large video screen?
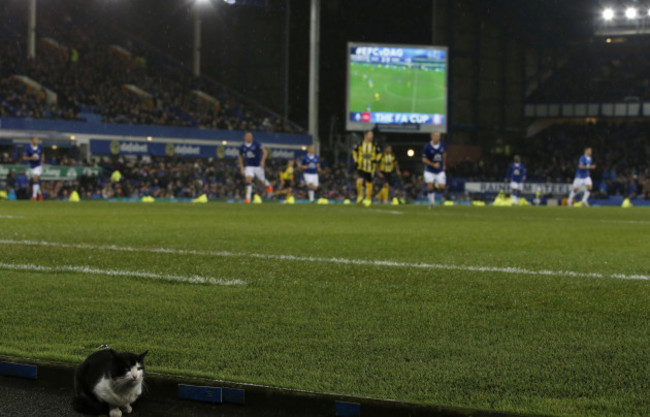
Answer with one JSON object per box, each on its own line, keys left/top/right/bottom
{"left": 346, "top": 42, "right": 448, "bottom": 133}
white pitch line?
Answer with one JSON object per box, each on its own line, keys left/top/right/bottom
{"left": 598, "top": 219, "right": 650, "bottom": 225}
{"left": 0, "top": 239, "right": 648, "bottom": 281}
{"left": 548, "top": 217, "right": 650, "bottom": 226}
{"left": 367, "top": 209, "right": 404, "bottom": 215}
{"left": 0, "top": 261, "right": 245, "bottom": 286}
{"left": 0, "top": 215, "right": 24, "bottom": 219}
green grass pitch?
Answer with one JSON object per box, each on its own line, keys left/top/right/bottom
{"left": 348, "top": 62, "right": 446, "bottom": 114}
{"left": 0, "top": 202, "right": 648, "bottom": 416}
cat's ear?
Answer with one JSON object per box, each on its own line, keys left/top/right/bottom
{"left": 138, "top": 350, "right": 149, "bottom": 360}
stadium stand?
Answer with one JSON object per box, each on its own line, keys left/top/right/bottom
{"left": 0, "top": 6, "right": 301, "bottom": 133}
{"left": 0, "top": 2, "right": 310, "bottom": 201}
{"left": 527, "top": 42, "right": 650, "bottom": 103}
{"left": 1, "top": 4, "right": 648, "bottom": 204}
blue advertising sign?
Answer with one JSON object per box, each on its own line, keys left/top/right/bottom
{"left": 349, "top": 112, "right": 444, "bottom": 126}
{"left": 89, "top": 140, "right": 302, "bottom": 160}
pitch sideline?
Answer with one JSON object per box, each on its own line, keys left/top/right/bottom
{"left": 0, "top": 261, "right": 245, "bottom": 286}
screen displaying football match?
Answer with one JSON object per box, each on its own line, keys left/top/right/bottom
{"left": 346, "top": 42, "right": 448, "bottom": 133}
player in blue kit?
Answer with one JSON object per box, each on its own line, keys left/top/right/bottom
{"left": 299, "top": 145, "right": 321, "bottom": 203}
{"left": 23, "top": 136, "right": 44, "bottom": 201}
{"left": 568, "top": 147, "right": 596, "bottom": 207}
{"left": 238, "top": 131, "right": 273, "bottom": 203}
{"left": 505, "top": 155, "right": 527, "bottom": 205}
{"left": 422, "top": 131, "right": 446, "bottom": 208}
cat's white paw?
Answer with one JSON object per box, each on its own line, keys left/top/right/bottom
{"left": 109, "top": 408, "right": 122, "bottom": 417}
{"left": 121, "top": 404, "right": 133, "bottom": 414}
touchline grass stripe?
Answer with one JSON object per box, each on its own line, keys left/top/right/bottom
{"left": 0, "top": 262, "right": 246, "bottom": 286}
{"left": 1, "top": 239, "right": 648, "bottom": 282}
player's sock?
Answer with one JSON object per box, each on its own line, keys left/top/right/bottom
{"left": 428, "top": 191, "right": 435, "bottom": 206}
{"left": 582, "top": 190, "right": 590, "bottom": 203}
{"left": 512, "top": 193, "right": 519, "bottom": 205}
{"left": 568, "top": 190, "right": 576, "bottom": 206}
{"left": 365, "top": 183, "right": 373, "bottom": 201}
{"left": 308, "top": 190, "right": 314, "bottom": 202}
{"left": 33, "top": 182, "right": 40, "bottom": 199}
{"left": 356, "top": 182, "right": 364, "bottom": 201}
{"left": 381, "top": 188, "right": 389, "bottom": 203}
{"left": 245, "top": 184, "right": 252, "bottom": 201}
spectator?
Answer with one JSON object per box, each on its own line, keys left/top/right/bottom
{"left": 5, "top": 169, "right": 16, "bottom": 192}
{"left": 15, "top": 169, "right": 29, "bottom": 200}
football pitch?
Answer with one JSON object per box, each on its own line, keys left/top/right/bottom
{"left": 0, "top": 202, "right": 648, "bottom": 417}
{"left": 349, "top": 62, "right": 446, "bottom": 114}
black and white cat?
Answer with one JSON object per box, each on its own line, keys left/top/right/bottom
{"left": 72, "top": 349, "right": 148, "bottom": 417}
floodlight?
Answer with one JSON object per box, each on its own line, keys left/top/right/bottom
{"left": 602, "top": 8, "right": 615, "bottom": 21}
{"left": 625, "top": 7, "right": 637, "bottom": 19}
{"left": 223, "top": 0, "right": 236, "bottom": 4}
{"left": 407, "top": 149, "right": 415, "bottom": 157}
{"left": 648, "top": 9, "right": 650, "bottom": 16}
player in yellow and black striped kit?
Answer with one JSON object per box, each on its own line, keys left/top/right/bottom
{"left": 352, "top": 129, "right": 382, "bottom": 204}
{"left": 276, "top": 159, "right": 295, "bottom": 201}
{"left": 377, "top": 145, "right": 401, "bottom": 203}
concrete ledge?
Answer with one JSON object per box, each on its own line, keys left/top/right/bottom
{"left": 0, "top": 355, "right": 548, "bottom": 417}
{"left": 0, "top": 361, "right": 38, "bottom": 379}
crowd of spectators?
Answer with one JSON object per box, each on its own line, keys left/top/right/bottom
{"left": 94, "top": 157, "right": 386, "bottom": 202}
{"left": 0, "top": 77, "right": 64, "bottom": 119}
{"left": 0, "top": 22, "right": 301, "bottom": 133}
{"left": 0, "top": 155, "right": 362, "bottom": 202}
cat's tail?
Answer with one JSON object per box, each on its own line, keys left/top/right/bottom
{"left": 71, "top": 392, "right": 108, "bottom": 415}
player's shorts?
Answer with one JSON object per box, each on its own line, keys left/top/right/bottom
{"left": 572, "top": 177, "right": 592, "bottom": 190}
{"left": 244, "top": 166, "right": 266, "bottom": 182}
{"left": 510, "top": 181, "right": 523, "bottom": 192}
{"left": 357, "top": 170, "right": 373, "bottom": 183}
{"left": 381, "top": 172, "right": 393, "bottom": 185}
{"left": 304, "top": 173, "right": 319, "bottom": 187}
{"left": 424, "top": 171, "right": 446, "bottom": 186}
{"left": 30, "top": 166, "right": 43, "bottom": 177}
